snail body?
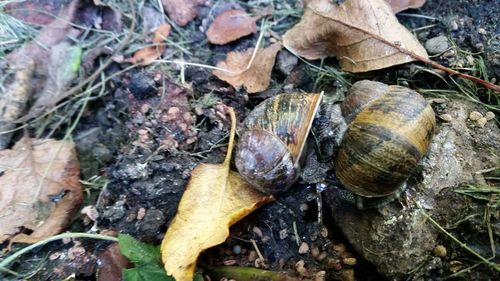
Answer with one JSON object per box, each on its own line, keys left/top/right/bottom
{"left": 235, "top": 93, "right": 323, "bottom": 194}
{"left": 235, "top": 80, "right": 435, "bottom": 205}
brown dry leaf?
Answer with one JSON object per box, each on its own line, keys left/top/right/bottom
{"left": 206, "top": 9, "right": 257, "bottom": 45}
{"left": 385, "top": 0, "right": 426, "bottom": 13}
{"left": 4, "top": 0, "right": 68, "bottom": 25}
{"left": 161, "top": 107, "right": 273, "bottom": 281}
{"left": 96, "top": 243, "right": 131, "bottom": 281}
{"left": 161, "top": 0, "right": 204, "bottom": 26}
{"left": 128, "top": 23, "right": 171, "bottom": 65}
{"left": 213, "top": 43, "right": 282, "bottom": 93}
{"left": 0, "top": 137, "right": 83, "bottom": 245}
{"left": 282, "top": 0, "right": 428, "bottom": 72}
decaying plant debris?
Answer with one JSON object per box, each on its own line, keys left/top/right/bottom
{"left": 0, "top": 0, "right": 498, "bottom": 280}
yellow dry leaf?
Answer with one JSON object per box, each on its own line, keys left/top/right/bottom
{"left": 282, "top": 0, "right": 428, "bottom": 72}
{"left": 213, "top": 43, "right": 282, "bottom": 93}
{"left": 0, "top": 137, "right": 83, "bottom": 245}
{"left": 161, "top": 107, "right": 273, "bottom": 281}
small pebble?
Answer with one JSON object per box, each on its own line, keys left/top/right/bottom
{"left": 478, "top": 28, "right": 487, "bottom": 35}
{"left": 485, "top": 111, "right": 495, "bottom": 121}
{"left": 477, "top": 117, "right": 487, "bottom": 127}
{"left": 232, "top": 245, "right": 242, "bottom": 255}
{"left": 469, "top": 111, "right": 483, "bottom": 121}
{"left": 252, "top": 226, "right": 263, "bottom": 237}
{"left": 261, "top": 235, "right": 270, "bottom": 243}
{"left": 317, "top": 252, "right": 328, "bottom": 261}
{"left": 320, "top": 227, "right": 328, "bottom": 238}
{"left": 248, "top": 250, "right": 257, "bottom": 262}
{"left": 295, "top": 260, "right": 307, "bottom": 276}
{"left": 425, "top": 35, "right": 449, "bottom": 55}
{"left": 449, "top": 260, "right": 463, "bottom": 273}
{"left": 311, "top": 247, "right": 320, "bottom": 258}
{"left": 333, "top": 243, "right": 346, "bottom": 253}
{"left": 298, "top": 242, "right": 310, "bottom": 254}
{"left": 315, "top": 271, "right": 326, "bottom": 281}
{"left": 279, "top": 229, "right": 288, "bottom": 240}
{"left": 343, "top": 257, "right": 357, "bottom": 266}
{"left": 327, "top": 258, "right": 342, "bottom": 270}
{"left": 439, "top": 114, "right": 453, "bottom": 122}
{"left": 339, "top": 269, "right": 355, "bottom": 281}
{"left": 433, "top": 245, "right": 447, "bottom": 257}
{"left": 449, "top": 19, "right": 459, "bottom": 31}
{"left": 299, "top": 203, "right": 309, "bottom": 212}
{"left": 136, "top": 208, "right": 146, "bottom": 220}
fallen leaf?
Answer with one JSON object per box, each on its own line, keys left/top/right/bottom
{"left": 0, "top": 137, "right": 83, "bottom": 245}
{"left": 206, "top": 9, "right": 257, "bottom": 45}
{"left": 4, "top": 0, "right": 111, "bottom": 121}
{"left": 4, "top": 0, "right": 68, "bottom": 25}
{"left": 385, "top": 0, "right": 426, "bottom": 13}
{"left": 0, "top": 60, "right": 34, "bottom": 149}
{"left": 161, "top": 0, "right": 204, "bottom": 26}
{"left": 128, "top": 23, "right": 171, "bottom": 65}
{"left": 97, "top": 243, "right": 131, "bottom": 281}
{"left": 161, "top": 108, "right": 273, "bottom": 281}
{"left": 213, "top": 43, "right": 282, "bottom": 93}
{"left": 7, "top": 0, "right": 81, "bottom": 81}
{"left": 27, "top": 42, "right": 82, "bottom": 117}
{"left": 282, "top": 0, "right": 428, "bottom": 72}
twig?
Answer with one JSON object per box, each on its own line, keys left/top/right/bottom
{"left": 293, "top": 220, "right": 300, "bottom": 246}
{"left": 250, "top": 239, "right": 265, "bottom": 262}
{"left": 308, "top": 7, "right": 500, "bottom": 92}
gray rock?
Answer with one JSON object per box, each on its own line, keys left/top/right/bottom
{"left": 425, "top": 35, "right": 449, "bottom": 55}
{"left": 324, "top": 99, "right": 500, "bottom": 279}
{"left": 276, "top": 50, "right": 299, "bottom": 75}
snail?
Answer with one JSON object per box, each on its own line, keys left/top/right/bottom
{"left": 333, "top": 80, "right": 436, "bottom": 207}
{"left": 235, "top": 80, "right": 436, "bottom": 206}
{"left": 234, "top": 92, "right": 323, "bottom": 194}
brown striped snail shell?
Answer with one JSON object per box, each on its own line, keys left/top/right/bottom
{"left": 234, "top": 92, "right": 323, "bottom": 194}
{"left": 334, "top": 80, "right": 436, "bottom": 198}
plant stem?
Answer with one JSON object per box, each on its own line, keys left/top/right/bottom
{"left": 0, "top": 233, "right": 118, "bottom": 273}
{"left": 422, "top": 211, "right": 500, "bottom": 272}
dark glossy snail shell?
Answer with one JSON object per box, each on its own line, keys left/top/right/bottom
{"left": 334, "top": 80, "right": 436, "bottom": 198}
{"left": 235, "top": 93, "right": 323, "bottom": 194}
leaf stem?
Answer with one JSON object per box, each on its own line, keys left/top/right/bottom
{"left": 308, "top": 7, "right": 500, "bottom": 92}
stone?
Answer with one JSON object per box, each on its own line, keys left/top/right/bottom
{"left": 324, "top": 100, "right": 500, "bottom": 279}
{"left": 468, "top": 111, "right": 483, "bottom": 121}
{"left": 425, "top": 35, "right": 449, "bottom": 55}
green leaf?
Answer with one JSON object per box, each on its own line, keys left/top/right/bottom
{"left": 124, "top": 266, "right": 174, "bottom": 281}
{"left": 118, "top": 234, "right": 202, "bottom": 281}
{"left": 118, "top": 234, "right": 161, "bottom": 266}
